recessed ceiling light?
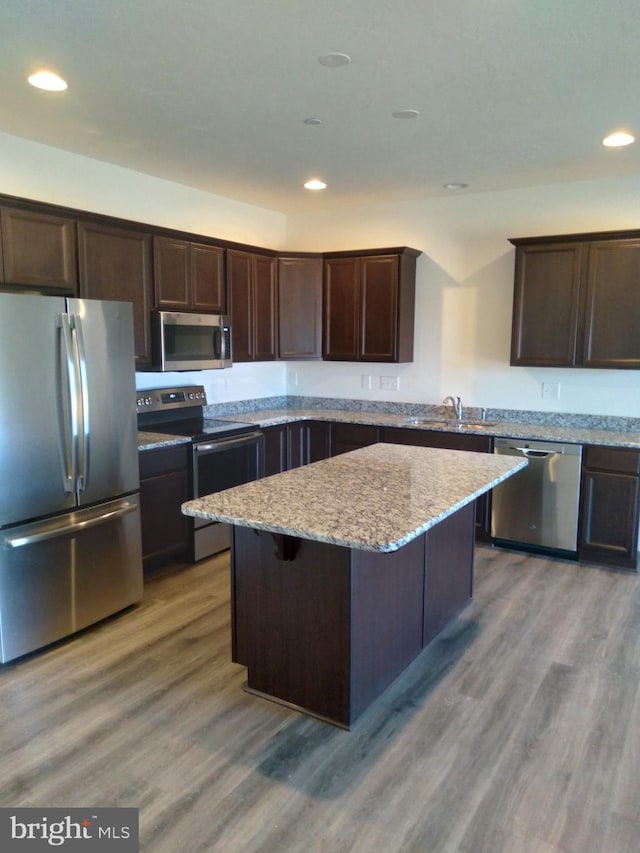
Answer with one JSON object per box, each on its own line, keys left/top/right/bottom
{"left": 304, "top": 179, "right": 327, "bottom": 191}
{"left": 318, "top": 53, "right": 351, "bottom": 68}
{"left": 602, "top": 131, "right": 635, "bottom": 147}
{"left": 27, "top": 70, "right": 68, "bottom": 91}
{"left": 392, "top": 110, "right": 420, "bottom": 119}
{"left": 303, "top": 117, "right": 323, "bottom": 125}
{"left": 444, "top": 182, "right": 468, "bottom": 191}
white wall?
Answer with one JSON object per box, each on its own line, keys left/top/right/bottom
{"left": 286, "top": 178, "right": 640, "bottom": 416}
{"left": 0, "top": 131, "right": 289, "bottom": 403}
{"left": 2, "top": 129, "right": 640, "bottom": 416}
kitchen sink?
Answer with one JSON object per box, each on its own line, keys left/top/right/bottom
{"left": 402, "top": 417, "right": 497, "bottom": 429}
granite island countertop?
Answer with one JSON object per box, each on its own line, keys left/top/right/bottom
{"left": 182, "top": 443, "right": 526, "bottom": 552}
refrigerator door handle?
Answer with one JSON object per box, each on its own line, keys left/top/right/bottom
{"left": 59, "top": 313, "right": 80, "bottom": 494}
{"left": 72, "top": 314, "right": 91, "bottom": 492}
{"left": 4, "top": 501, "right": 139, "bottom": 549}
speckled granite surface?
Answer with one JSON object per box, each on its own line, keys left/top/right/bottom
{"left": 211, "top": 407, "right": 640, "bottom": 449}
{"left": 137, "top": 431, "right": 190, "bottom": 450}
{"left": 182, "top": 443, "right": 526, "bottom": 553}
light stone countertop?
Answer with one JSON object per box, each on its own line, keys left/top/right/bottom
{"left": 137, "top": 431, "right": 191, "bottom": 451}
{"left": 182, "top": 443, "right": 526, "bottom": 553}
{"left": 216, "top": 408, "right": 640, "bottom": 449}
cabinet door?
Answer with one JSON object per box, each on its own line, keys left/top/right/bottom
{"left": 191, "top": 243, "right": 225, "bottom": 312}
{"left": 228, "top": 250, "right": 253, "bottom": 362}
{"left": 154, "top": 236, "right": 190, "bottom": 309}
{"left": 278, "top": 256, "right": 322, "bottom": 359}
{"left": 262, "top": 424, "right": 288, "bottom": 476}
{"left": 78, "top": 221, "right": 153, "bottom": 365}
{"left": 323, "top": 257, "right": 360, "bottom": 360}
{"left": 139, "top": 446, "right": 189, "bottom": 563}
{"left": 1, "top": 206, "right": 78, "bottom": 292}
{"left": 579, "top": 446, "right": 640, "bottom": 569}
{"left": 360, "top": 255, "right": 399, "bottom": 361}
{"left": 582, "top": 239, "right": 640, "bottom": 368}
{"left": 510, "top": 242, "right": 584, "bottom": 366}
{"left": 331, "top": 422, "right": 379, "bottom": 456}
{"left": 252, "top": 254, "right": 277, "bottom": 361}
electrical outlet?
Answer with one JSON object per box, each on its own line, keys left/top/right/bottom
{"left": 361, "top": 374, "right": 372, "bottom": 390}
{"left": 541, "top": 382, "right": 560, "bottom": 400}
{"left": 288, "top": 370, "right": 298, "bottom": 387}
{"left": 380, "top": 375, "right": 399, "bottom": 391}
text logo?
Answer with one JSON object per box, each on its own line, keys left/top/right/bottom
{"left": 0, "top": 808, "right": 138, "bottom": 851}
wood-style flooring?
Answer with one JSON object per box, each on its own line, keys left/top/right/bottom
{"left": 1, "top": 546, "right": 639, "bottom": 852}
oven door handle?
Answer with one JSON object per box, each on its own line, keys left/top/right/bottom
{"left": 194, "top": 431, "right": 263, "bottom": 455}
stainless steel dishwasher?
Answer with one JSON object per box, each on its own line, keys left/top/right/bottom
{"left": 491, "top": 438, "right": 582, "bottom": 556}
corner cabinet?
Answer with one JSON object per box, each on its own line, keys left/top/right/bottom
{"left": 153, "top": 236, "right": 226, "bottom": 313}
{"left": 510, "top": 231, "right": 640, "bottom": 369}
{"left": 579, "top": 446, "right": 640, "bottom": 570}
{"left": 277, "top": 255, "right": 323, "bottom": 359}
{"left": 323, "top": 247, "right": 420, "bottom": 362}
{"left": 228, "top": 249, "right": 277, "bottom": 362}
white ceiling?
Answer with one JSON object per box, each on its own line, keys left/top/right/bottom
{"left": 1, "top": 0, "right": 639, "bottom": 214}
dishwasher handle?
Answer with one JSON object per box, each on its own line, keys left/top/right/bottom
{"left": 515, "top": 447, "right": 562, "bottom": 458}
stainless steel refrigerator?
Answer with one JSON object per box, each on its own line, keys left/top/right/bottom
{"left": 0, "top": 293, "right": 143, "bottom": 663}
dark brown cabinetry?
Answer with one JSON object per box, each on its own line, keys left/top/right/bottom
{"left": 510, "top": 231, "right": 640, "bottom": 369}
{"left": 380, "top": 426, "right": 493, "bottom": 541}
{"left": 277, "top": 255, "right": 322, "bottom": 359}
{"left": 262, "top": 421, "right": 331, "bottom": 475}
{"left": 323, "top": 247, "right": 419, "bottom": 362}
{"left": 139, "top": 445, "right": 190, "bottom": 565}
{"left": 154, "top": 237, "right": 225, "bottom": 312}
{"left": 78, "top": 221, "right": 154, "bottom": 365}
{"left": 579, "top": 446, "right": 640, "bottom": 570}
{"left": 331, "top": 422, "right": 380, "bottom": 456}
{"left": 228, "top": 249, "right": 277, "bottom": 362}
{"left": 0, "top": 205, "right": 78, "bottom": 293}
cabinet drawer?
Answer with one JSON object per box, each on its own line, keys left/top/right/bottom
{"left": 583, "top": 446, "right": 640, "bottom": 474}
{"left": 139, "top": 444, "right": 189, "bottom": 478}
{"left": 332, "top": 423, "right": 379, "bottom": 446}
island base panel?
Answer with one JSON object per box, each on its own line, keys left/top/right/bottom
{"left": 424, "top": 501, "right": 475, "bottom": 645}
{"left": 231, "top": 502, "right": 476, "bottom": 728}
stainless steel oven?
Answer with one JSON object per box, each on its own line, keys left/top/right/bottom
{"left": 137, "top": 385, "right": 263, "bottom": 561}
{"left": 191, "top": 429, "right": 263, "bottom": 560}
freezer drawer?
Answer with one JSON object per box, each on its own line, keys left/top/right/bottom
{"left": 0, "top": 496, "right": 143, "bottom": 663}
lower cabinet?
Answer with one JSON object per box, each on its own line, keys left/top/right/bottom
{"left": 262, "top": 422, "right": 331, "bottom": 476}
{"left": 331, "top": 422, "right": 380, "bottom": 456}
{"left": 579, "top": 446, "right": 640, "bottom": 570}
{"left": 380, "top": 427, "right": 493, "bottom": 541}
{"left": 139, "top": 445, "right": 190, "bottom": 564}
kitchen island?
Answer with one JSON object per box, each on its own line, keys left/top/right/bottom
{"left": 182, "top": 443, "right": 526, "bottom": 727}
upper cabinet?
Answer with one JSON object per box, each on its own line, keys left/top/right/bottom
{"left": 510, "top": 231, "right": 640, "bottom": 369}
{"left": 228, "top": 249, "right": 277, "bottom": 362}
{"left": 0, "top": 204, "right": 78, "bottom": 293}
{"left": 277, "top": 255, "right": 322, "bottom": 360}
{"left": 78, "top": 220, "right": 154, "bottom": 366}
{"left": 323, "top": 247, "right": 420, "bottom": 362}
{"left": 154, "top": 236, "right": 225, "bottom": 313}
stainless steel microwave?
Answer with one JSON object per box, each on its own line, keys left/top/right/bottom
{"left": 152, "top": 311, "right": 232, "bottom": 371}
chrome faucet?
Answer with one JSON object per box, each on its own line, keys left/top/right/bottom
{"left": 443, "top": 395, "right": 463, "bottom": 421}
